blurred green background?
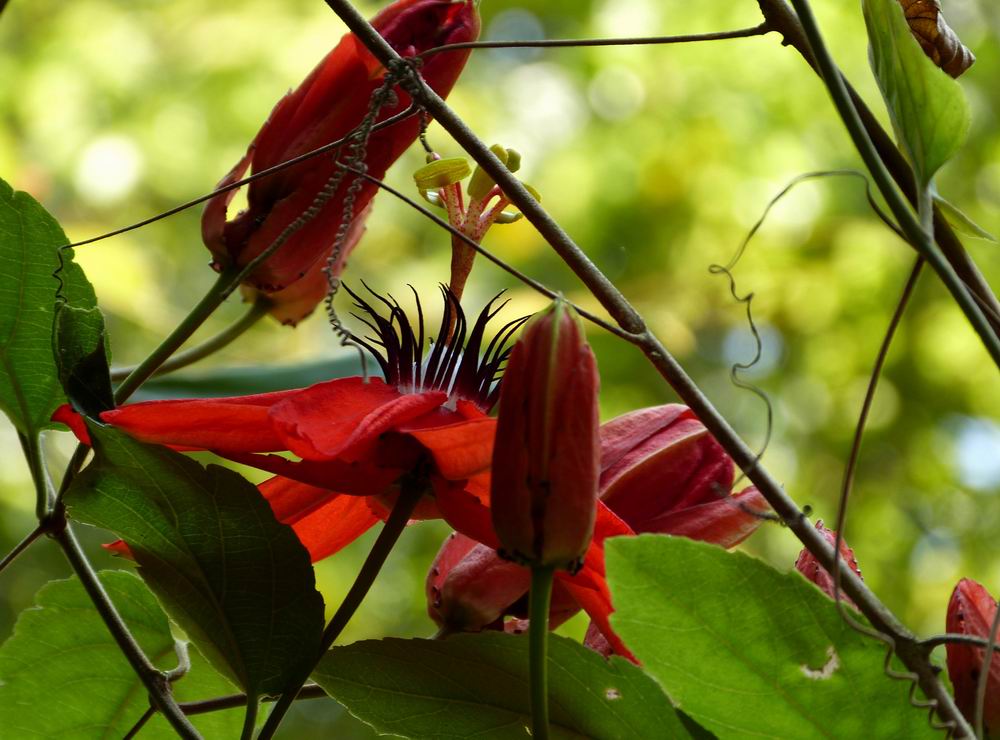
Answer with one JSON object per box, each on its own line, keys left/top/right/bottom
{"left": 1, "top": 0, "right": 998, "bottom": 736}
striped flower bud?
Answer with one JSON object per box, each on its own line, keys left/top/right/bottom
{"left": 490, "top": 300, "right": 600, "bottom": 572}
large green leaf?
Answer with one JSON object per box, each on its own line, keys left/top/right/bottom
{"left": 0, "top": 570, "right": 243, "bottom": 738}
{"left": 64, "top": 422, "right": 325, "bottom": 700}
{"left": 312, "top": 632, "right": 698, "bottom": 739}
{"left": 862, "top": 0, "right": 970, "bottom": 186}
{"left": 0, "top": 178, "right": 96, "bottom": 434}
{"left": 606, "top": 535, "right": 936, "bottom": 739}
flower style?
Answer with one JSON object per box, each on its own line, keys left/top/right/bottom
{"left": 205, "top": 0, "right": 480, "bottom": 324}
{"left": 412, "top": 146, "right": 538, "bottom": 301}
{"left": 794, "top": 520, "right": 862, "bottom": 608}
{"left": 946, "top": 578, "right": 1000, "bottom": 733}
{"left": 426, "top": 403, "right": 768, "bottom": 657}
{"left": 57, "top": 287, "right": 525, "bottom": 563}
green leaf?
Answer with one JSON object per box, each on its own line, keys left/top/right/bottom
{"left": 934, "top": 195, "right": 997, "bottom": 242}
{"left": 132, "top": 354, "right": 364, "bottom": 401}
{"left": 0, "top": 178, "right": 96, "bottom": 434}
{"left": 54, "top": 305, "right": 114, "bottom": 418}
{"left": 63, "top": 423, "right": 325, "bottom": 700}
{"left": 0, "top": 570, "right": 243, "bottom": 739}
{"left": 606, "top": 535, "right": 937, "bottom": 739}
{"left": 312, "top": 632, "right": 698, "bottom": 739}
{"left": 862, "top": 0, "right": 970, "bottom": 186}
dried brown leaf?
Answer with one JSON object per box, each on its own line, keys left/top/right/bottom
{"left": 898, "top": 0, "right": 975, "bottom": 78}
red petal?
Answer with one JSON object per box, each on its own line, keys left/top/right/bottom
{"left": 435, "top": 479, "right": 499, "bottom": 549}
{"left": 646, "top": 486, "right": 769, "bottom": 548}
{"left": 222, "top": 451, "right": 398, "bottom": 497}
{"left": 405, "top": 415, "right": 495, "bottom": 480}
{"left": 201, "top": 144, "right": 255, "bottom": 264}
{"left": 101, "top": 539, "right": 134, "bottom": 559}
{"left": 946, "top": 578, "right": 1000, "bottom": 730}
{"left": 270, "top": 377, "right": 445, "bottom": 461}
{"left": 558, "top": 561, "right": 636, "bottom": 663}
{"left": 599, "top": 404, "right": 691, "bottom": 472}
{"left": 259, "top": 476, "right": 378, "bottom": 562}
{"left": 52, "top": 405, "right": 91, "bottom": 444}
{"left": 101, "top": 389, "right": 301, "bottom": 452}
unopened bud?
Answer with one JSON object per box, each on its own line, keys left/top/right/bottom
{"left": 490, "top": 299, "right": 600, "bottom": 571}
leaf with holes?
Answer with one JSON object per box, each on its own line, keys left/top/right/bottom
{"left": 312, "top": 632, "right": 700, "bottom": 739}
{"left": 0, "top": 177, "right": 96, "bottom": 435}
{"left": 863, "top": 0, "right": 970, "bottom": 186}
{"left": 63, "top": 422, "right": 325, "bottom": 702}
{"left": 0, "top": 570, "right": 243, "bottom": 738}
{"left": 607, "top": 535, "right": 936, "bottom": 739}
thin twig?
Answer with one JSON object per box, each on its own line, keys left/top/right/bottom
{"left": 320, "top": 0, "right": 973, "bottom": 734}
{"left": 64, "top": 106, "right": 419, "bottom": 250}
{"left": 179, "top": 685, "right": 327, "bottom": 716}
{"left": 419, "top": 24, "right": 772, "bottom": 58}
{"left": 0, "top": 522, "right": 46, "bottom": 576}
{"left": 110, "top": 298, "right": 269, "bottom": 381}
{"left": 831, "top": 258, "right": 923, "bottom": 607}
{"left": 123, "top": 705, "right": 157, "bottom": 740}
{"left": 339, "top": 164, "right": 634, "bottom": 340}
{"left": 921, "top": 634, "right": 1000, "bottom": 652}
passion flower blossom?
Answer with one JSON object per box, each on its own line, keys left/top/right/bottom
{"left": 946, "top": 578, "right": 1000, "bottom": 732}
{"left": 426, "top": 403, "right": 768, "bottom": 658}
{"left": 205, "top": 0, "right": 480, "bottom": 324}
{"left": 56, "top": 287, "right": 526, "bottom": 563}
{"left": 794, "top": 520, "right": 862, "bottom": 608}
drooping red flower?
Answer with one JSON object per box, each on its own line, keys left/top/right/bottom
{"left": 946, "top": 578, "right": 1000, "bottom": 732}
{"left": 57, "top": 287, "right": 525, "bottom": 562}
{"left": 491, "top": 299, "right": 600, "bottom": 571}
{"left": 426, "top": 404, "right": 768, "bottom": 658}
{"left": 794, "top": 520, "right": 862, "bottom": 607}
{"left": 205, "top": 0, "right": 480, "bottom": 324}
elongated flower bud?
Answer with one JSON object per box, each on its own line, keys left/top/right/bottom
{"left": 203, "top": 0, "right": 480, "bottom": 322}
{"left": 794, "top": 520, "right": 862, "bottom": 607}
{"left": 490, "top": 300, "right": 600, "bottom": 572}
{"left": 946, "top": 578, "right": 1000, "bottom": 732}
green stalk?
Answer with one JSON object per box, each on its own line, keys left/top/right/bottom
{"left": 114, "top": 267, "right": 240, "bottom": 403}
{"left": 257, "top": 480, "right": 426, "bottom": 739}
{"left": 529, "top": 566, "right": 555, "bottom": 740}
{"left": 111, "top": 297, "right": 269, "bottom": 382}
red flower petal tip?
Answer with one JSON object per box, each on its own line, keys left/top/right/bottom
{"left": 946, "top": 578, "right": 1000, "bottom": 732}
{"left": 794, "top": 520, "right": 862, "bottom": 606}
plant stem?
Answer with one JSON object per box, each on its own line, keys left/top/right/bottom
{"left": 55, "top": 522, "right": 201, "bottom": 739}
{"left": 257, "top": 479, "right": 425, "bottom": 739}
{"left": 420, "top": 24, "right": 771, "bottom": 58}
{"left": 19, "top": 431, "right": 53, "bottom": 518}
{"left": 240, "top": 696, "right": 259, "bottom": 740}
{"left": 114, "top": 268, "right": 240, "bottom": 403}
{"left": 111, "top": 298, "right": 269, "bottom": 382}
{"left": 0, "top": 521, "right": 46, "bottom": 576}
{"left": 320, "top": 0, "right": 973, "bottom": 732}
{"left": 529, "top": 566, "right": 555, "bottom": 740}
{"left": 784, "top": 0, "right": 1000, "bottom": 371}
{"left": 180, "top": 685, "right": 327, "bottom": 716}
{"left": 123, "top": 706, "right": 157, "bottom": 740}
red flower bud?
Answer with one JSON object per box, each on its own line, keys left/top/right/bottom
{"left": 203, "top": 0, "right": 480, "bottom": 321}
{"left": 946, "top": 578, "right": 1000, "bottom": 732}
{"left": 490, "top": 300, "right": 600, "bottom": 571}
{"left": 794, "top": 520, "right": 862, "bottom": 606}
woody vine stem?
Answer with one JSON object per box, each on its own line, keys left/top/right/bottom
{"left": 321, "top": 0, "right": 982, "bottom": 734}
